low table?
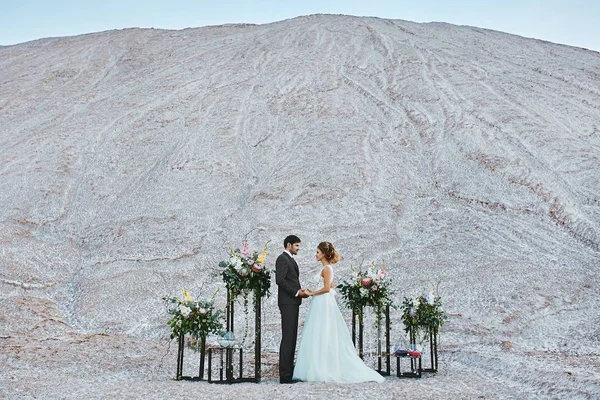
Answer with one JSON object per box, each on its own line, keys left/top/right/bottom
{"left": 396, "top": 354, "right": 422, "bottom": 378}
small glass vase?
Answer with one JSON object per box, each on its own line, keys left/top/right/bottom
{"left": 217, "top": 331, "right": 237, "bottom": 348}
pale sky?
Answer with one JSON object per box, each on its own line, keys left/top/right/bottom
{"left": 0, "top": 0, "right": 599, "bottom": 52}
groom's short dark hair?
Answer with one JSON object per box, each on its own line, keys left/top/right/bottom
{"left": 284, "top": 235, "right": 301, "bottom": 248}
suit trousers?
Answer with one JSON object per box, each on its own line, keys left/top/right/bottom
{"left": 279, "top": 304, "right": 300, "bottom": 380}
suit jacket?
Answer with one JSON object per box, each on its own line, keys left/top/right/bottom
{"left": 275, "top": 252, "right": 302, "bottom": 306}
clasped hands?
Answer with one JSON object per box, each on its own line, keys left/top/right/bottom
{"left": 298, "top": 289, "right": 313, "bottom": 298}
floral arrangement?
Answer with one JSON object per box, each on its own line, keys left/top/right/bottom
{"left": 400, "top": 284, "right": 447, "bottom": 340}
{"left": 219, "top": 240, "right": 271, "bottom": 301}
{"left": 337, "top": 262, "right": 395, "bottom": 322}
{"left": 163, "top": 288, "right": 223, "bottom": 339}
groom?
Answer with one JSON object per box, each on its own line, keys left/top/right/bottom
{"left": 275, "top": 235, "right": 308, "bottom": 384}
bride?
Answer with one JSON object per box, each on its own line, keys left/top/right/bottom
{"left": 292, "top": 242, "right": 385, "bottom": 383}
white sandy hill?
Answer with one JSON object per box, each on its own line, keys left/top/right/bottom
{"left": 0, "top": 14, "right": 599, "bottom": 399}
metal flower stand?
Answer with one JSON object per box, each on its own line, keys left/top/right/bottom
{"left": 351, "top": 304, "right": 391, "bottom": 376}
{"left": 175, "top": 334, "right": 207, "bottom": 381}
{"left": 409, "top": 325, "right": 439, "bottom": 373}
{"left": 422, "top": 326, "right": 438, "bottom": 373}
{"left": 207, "top": 347, "right": 243, "bottom": 383}
{"left": 208, "top": 287, "right": 262, "bottom": 383}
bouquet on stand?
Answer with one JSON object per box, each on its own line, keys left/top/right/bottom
{"left": 219, "top": 241, "right": 271, "bottom": 301}
{"left": 164, "top": 288, "right": 223, "bottom": 340}
{"left": 219, "top": 240, "right": 271, "bottom": 346}
{"left": 337, "top": 262, "right": 395, "bottom": 324}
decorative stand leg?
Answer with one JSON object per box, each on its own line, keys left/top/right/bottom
{"left": 434, "top": 328, "right": 438, "bottom": 371}
{"left": 198, "top": 335, "right": 206, "bottom": 380}
{"left": 385, "top": 305, "right": 391, "bottom": 375}
{"left": 226, "top": 288, "right": 234, "bottom": 334}
{"left": 352, "top": 309, "right": 356, "bottom": 347}
{"left": 254, "top": 287, "right": 262, "bottom": 382}
{"left": 225, "top": 287, "right": 234, "bottom": 382}
{"left": 176, "top": 334, "right": 184, "bottom": 380}
{"left": 409, "top": 326, "right": 417, "bottom": 353}
{"left": 208, "top": 349, "right": 212, "bottom": 381}
{"left": 240, "top": 346, "right": 243, "bottom": 379}
{"left": 359, "top": 306, "right": 364, "bottom": 359}
{"left": 351, "top": 307, "right": 364, "bottom": 359}
{"left": 376, "top": 305, "right": 391, "bottom": 376}
{"left": 220, "top": 348, "right": 224, "bottom": 381}
{"left": 422, "top": 327, "right": 438, "bottom": 373}
{"left": 377, "top": 316, "right": 381, "bottom": 371}
{"left": 226, "top": 348, "right": 233, "bottom": 381}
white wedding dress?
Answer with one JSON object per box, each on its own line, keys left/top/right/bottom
{"left": 292, "top": 266, "right": 385, "bottom": 383}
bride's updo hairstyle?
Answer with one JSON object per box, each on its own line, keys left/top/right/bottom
{"left": 318, "top": 242, "right": 341, "bottom": 264}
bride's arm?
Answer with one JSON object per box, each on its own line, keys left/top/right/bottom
{"left": 307, "top": 266, "right": 333, "bottom": 296}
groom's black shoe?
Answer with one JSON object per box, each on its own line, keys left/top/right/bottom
{"left": 280, "top": 378, "right": 299, "bottom": 384}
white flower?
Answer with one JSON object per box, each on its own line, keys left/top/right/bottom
{"left": 179, "top": 305, "right": 191, "bottom": 317}
{"left": 360, "top": 287, "right": 368, "bottom": 297}
{"left": 410, "top": 294, "right": 418, "bottom": 305}
{"left": 428, "top": 293, "right": 435, "bottom": 305}
{"left": 409, "top": 307, "right": 417, "bottom": 317}
{"left": 230, "top": 256, "right": 243, "bottom": 271}
{"left": 198, "top": 307, "right": 207, "bottom": 315}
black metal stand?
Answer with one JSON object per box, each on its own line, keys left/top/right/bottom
{"left": 352, "top": 304, "right": 391, "bottom": 376}
{"left": 175, "top": 334, "right": 207, "bottom": 381}
{"left": 208, "top": 347, "right": 252, "bottom": 383}
{"left": 409, "top": 325, "right": 438, "bottom": 373}
{"left": 208, "top": 286, "right": 262, "bottom": 384}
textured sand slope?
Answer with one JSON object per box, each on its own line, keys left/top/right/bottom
{"left": 1, "top": 14, "right": 599, "bottom": 398}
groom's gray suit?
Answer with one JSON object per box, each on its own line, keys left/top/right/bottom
{"left": 276, "top": 251, "right": 302, "bottom": 382}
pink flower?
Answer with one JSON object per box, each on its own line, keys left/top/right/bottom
{"left": 241, "top": 242, "right": 251, "bottom": 258}
{"left": 361, "top": 277, "right": 372, "bottom": 287}
{"left": 252, "top": 264, "right": 263, "bottom": 272}
{"left": 371, "top": 285, "right": 378, "bottom": 291}
{"left": 377, "top": 270, "right": 385, "bottom": 279}
{"left": 247, "top": 259, "right": 255, "bottom": 265}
